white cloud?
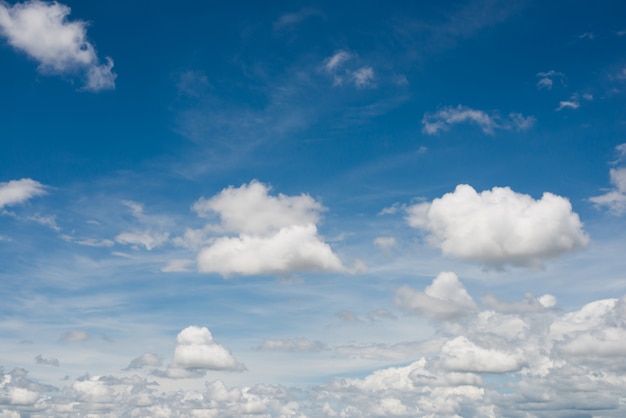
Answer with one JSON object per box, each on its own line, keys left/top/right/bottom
{"left": 323, "top": 50, "right": 352, "bottom": 72}
{"left": 439, "top": 336, "right": 526, "bottom": 373}
{"left": 406, "top": 184, "right": 589, "bottom": 268}
{"left": 374, "top": 236, "right": 397, "bottom": 251}
{"left": 0, "top": 0, "right": 116, "bottom": 91}
{"left": 273, "top": 8, "right": 322, "bottom": 30}
{"left": 193, "top": 180, "right": 323, "bottom": 236}
{"left": 0, "top": 178, "right": 46, "bottom": 209}
{"left": 556, "top": 100, "right": 580, "bottom": 111}
{"left": 194, "top": 181, "right": 345, "bottom": 277}
{"left": 166, "top": 326, "right": 244, "bottom": 377}
{"left": 258, "top": 338, "right": 326, "bottom": 352}
{"left": 115, "top": 230, "right": 169, "bottom": 250}
{"left": 421, "top": 105, "right": 534, "bottom": 135}
{"left": 536, "top": 70, "right": 564, "bottom": 90}
{"left": 351, "top": 66, "right": 375, "bottom": 89}
{"left": 124, "top": 353, "right": 163, "bottom": 370}
{"left": 161, "top": 258, "right": 194, "bottom": 272}
{"left": 590, "top": 167, "right": 626, "bottom": 215}
{"left": 395, "top": 272, "right": 477, "bottom": 320}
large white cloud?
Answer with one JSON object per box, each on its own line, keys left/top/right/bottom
{"left": 166, "top": 326, "right": 243, "bottom": 378}
{"left": 422, "top": 105, "right": 535, "bottom": 135}
{"left": 0, "top": 0, "right": 115, "bottom": 91}
{"left": 194, "top": 181, "right": 345, "bottom": 276}
{"left": 0, "top": 178, "right": 46, "bottom": 209}
{"left": 406, "top": 184, "right": 589, "bottom": 268}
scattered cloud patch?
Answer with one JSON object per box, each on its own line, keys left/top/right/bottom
{"left": 115, "top": 230, "right": 169, "bottom": 251}
{"left": 194, "top": 180, "right": 345, "bottom": 277}
{"left": 579, "top": 32, "right": 596, "bottom": 40}
{"left": 395, "top": 272, "right": 477, "bottom": 320}
{"left": 536, "top": 70, "right": 564, "bottom": 90}
{"left": 165, "top": 326, "right": 244, "bottom": 378}
{"left": 422, "top": 105, "right": 535, "bottom": 135}
{"left": 351, "top": 66, "right": 375, "bottom": 89}
{"left": 0, "top": 0, "right": 116, "bottom": 91}
{"left": 124, "top": 353, "right": 163, "bottom": 371}
{"left": 322, "top": 50, "right": 376, "bottom": 89}
{"left": 406, "top": 184, "right": 589, "bottom": 268}
{"left": 0, "top": 178, "right": 46, "bottom": 209}
{"left": 34, "top": 355, "right": 59, "bottom": 367}
{"left": 556, "top": 99, "right": 580, "bottom": 111}
{"left": 257, "top": 338, "right": 326, "bottom": 352}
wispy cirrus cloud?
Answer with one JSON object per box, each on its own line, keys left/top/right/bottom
{"left": 0, "top": 0, "right": 116, "bottom": 91}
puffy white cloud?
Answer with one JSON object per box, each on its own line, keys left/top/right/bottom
{"left": 0, "top": 178, "right": 46, "bottom": 209}
{"left": 193, "top": 180, "right": 323, "bottom": 236}
{"left": 0, "top": 0, "right": 116, "bottom": 91}
{"left": 166, "top": 326, "right": 243, "bottom": 377}
{"left": 395, "top": 272, "right": 477, "bottom": 320}
{"left": 198, "top": 224, "right": 345, "bottom": 276}
{"left": 406, "top": 184, "right": 589, "bottom": 268}
{"left": 590, "top": 167, "right": 626, "bottom": 215}
{"left": 421, "top": 105, "right": 535, "bottom": 135}
{"left": 439, "top": 336, "right": 526, "bottom": 373}
{"left": 194, "top": 181, "right": 345, "bottom": 277}
{"left": 258, "top": 338, "right": 326, "bottom": 352}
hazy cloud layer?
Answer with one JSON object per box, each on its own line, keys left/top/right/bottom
{"left": 406, "top": 184, "right": 589, "bottom": 268}
{"left": 0, "top": 0, "right": 116, "bottom": 91}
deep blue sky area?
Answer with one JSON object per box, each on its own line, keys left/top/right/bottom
{"left": 1, "top": 1, "right": 626, "bottom": 416}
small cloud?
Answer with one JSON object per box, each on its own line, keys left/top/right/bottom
{"left": 556, "top": 100, "right": 580, "bottom": 111}
{"left": 257, "top": 338, "right": 326, "bottom": 352}
{"left": 161, "top": 258, "right": 194, "bottom": 272}
{"left": 367, "top": 309, "right": 397, "bottom": 321}
{"left": 75, "top": 238, "right": 115, "bottom": 247}
{"left": 323, "top": 50, "right": 352, "bottom": 73}
{"left": 351, "top": 66, "right": 375, "bottom": 89}
{"left": 164, "top": 326, "right": 244, "bottom": 378}
{"left": 35, "top": 355, "right": 59, "bottom": 367}
{"left": 273, "top": 8, "right": 323, "bottom": 30}
{"left": 395, "top": 272, "right": 477, "bottom": 320}
{"left": 590, "top": 167, "right": 626, "bottom": 215}
{"left": 0, "top": 178, "right": 47, "bottom": 209}
{"left": 422, "top": 105, "right": 534, "bottom": 135}
{"left": 536, "top": 70, "right": 564, "bottom": 90}
{"left": 374, "top": 236, "right": 397, "bottom": 252}
{"left": 115, "top": 231, "right": 169, "bottom": 251}
{"left": 60, "top": 330, "right": 89, "bottom": 342}
{"left": 392, "top": 73, "right": 409, "bottom": 86}
{"left": 124, "top": 353, "right": 163, "bottom": 371}
{"left": 579, "top": 32, "right": 596, "bottom": 40}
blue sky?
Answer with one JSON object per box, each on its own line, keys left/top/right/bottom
{"left": 2, "top": 0, "right": 626, "bottom": 416}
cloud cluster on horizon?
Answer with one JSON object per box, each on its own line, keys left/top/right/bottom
{"left": 3, "top": 274, "right": 626, "bottom": 416}
{"left": 0, "top": 0, "right": 116, "bottom": 91}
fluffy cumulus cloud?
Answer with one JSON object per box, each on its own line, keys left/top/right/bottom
{"left": 0, "top": 178, "right": 46, "bottom": 209}
{"left": 406, "top": 184, "right": 589, "bottom": 268}
{"left": 194, "top": 180, "right": 345, "bottom": 276}
{"left": 395, "top": 272, "right": 477, "bottom": 320}
{"left": 0, "top": 0, "right": 116, "bottom": 91}
{"left": 422, "top": 105, "right": 535, "bottom": 135}
{"left": 164, "top": 326, "right": 244, "bottom": 378}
